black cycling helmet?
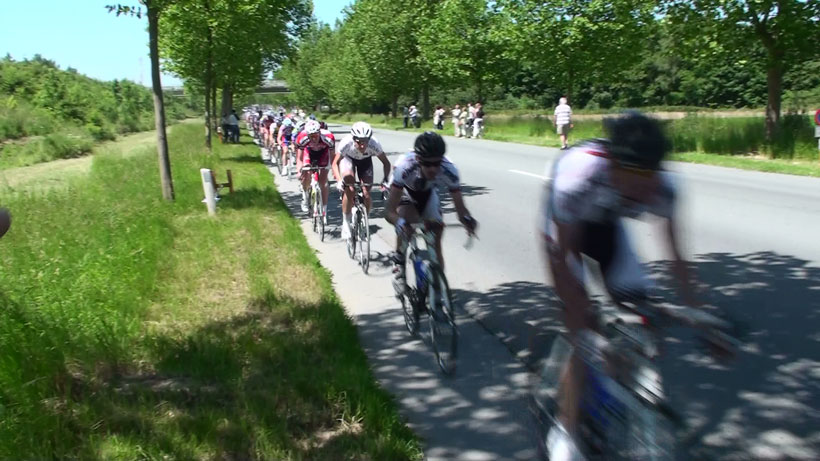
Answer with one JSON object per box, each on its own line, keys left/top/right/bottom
{"left": 603, "top": 111, "right": 669, "bottom": 170}
{"left": 414, "top": 131, "right": 446, "bottom": 158}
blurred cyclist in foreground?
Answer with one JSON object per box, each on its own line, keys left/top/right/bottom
{"left": 540, "top": 111, "right": 698, "bottom": 456}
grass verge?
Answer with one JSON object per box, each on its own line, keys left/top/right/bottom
{"left": 0, "top": 123, "right": 421, "bottom": 459}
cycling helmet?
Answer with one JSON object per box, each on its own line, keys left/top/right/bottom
{"left": 308, "top": 114, "right": 317, "bottom": 120}
{"left": 305, "top": 120, "right": 321, "bottom": 134}
{"left": 603, "top": 111, "right": 669, "bottom": 171}
{"left": 282, "top": 118, "right": 293, "bottom": 127}
{"left": 414, "top": 131, "right": 446, "bottom": 158}
{"left": 350, "top": 121, "right": 373, "bottom": 139}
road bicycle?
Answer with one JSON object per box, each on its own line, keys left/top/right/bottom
{"left": 396, "top": 223, "right": 472, "bottom": 375}
{"left": 339, "top": 182, "right": 387, "bottom": 274}
{"left": 530, "top": 297, "right": 739, "bottom": 460}
{"left": 301, "top": 165, "right": 327, "bottom": 242}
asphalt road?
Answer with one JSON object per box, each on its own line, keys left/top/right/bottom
{"left": 263, "top": 124, "right": 820, "bottom": 460}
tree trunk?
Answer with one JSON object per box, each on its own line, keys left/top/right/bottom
{"left": 220, "top": 83, "right": 233, "bottom": 118}
{"left": 204, "top": 79, "right": 212, "bottom": 149}
{"left": 147, "top": 7, "right": 174, "bottom": 201}
{"left": 765, "top": 59, "right": 783, "bottom": 142}
{"left": 391, "top": 93, "right": 398, "bottom": 119}
{"left": 211, "top": 82, "right": 218, "bottom": 143}
{"left": 422, "top": 83, "right": 430, "bottom": 120}
{"left": 567, "top": 64, "right": 574, "bottom": 105}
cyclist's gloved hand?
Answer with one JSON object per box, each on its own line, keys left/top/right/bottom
{"left": 395, "top": 217, "right": 410, "bottom": 237}
{"left": 460, "top": 215, "right": 478, "bottom": 235}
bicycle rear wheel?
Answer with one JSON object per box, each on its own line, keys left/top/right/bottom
{"left": 428, "top": 266, "right": 457, "bottom": 375}
{"left": 358, "top": 206, "right": 370, "bottom": 273}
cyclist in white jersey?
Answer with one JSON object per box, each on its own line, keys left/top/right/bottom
{"left": 331, "top": 121, "right": 391, "bottom": 240}
{"left": 540, "top": 111, "right": 699, "bottom": 455}
{"left": 385, "top": 132, "right": 477, "bottom": 294}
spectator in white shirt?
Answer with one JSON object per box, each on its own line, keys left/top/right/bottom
{"left": 554, "top": 97, "right": 573, "bottom": 150}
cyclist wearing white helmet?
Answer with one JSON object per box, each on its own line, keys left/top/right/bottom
{"left": 295, "top": 119, "right": 335, "bottom": 213}
{"left": 332, "top": 122, "right": 391, "bottom": 240}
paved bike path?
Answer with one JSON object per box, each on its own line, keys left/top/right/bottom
{"left": 260, "top": 147, "right": 538, "bottom": 460}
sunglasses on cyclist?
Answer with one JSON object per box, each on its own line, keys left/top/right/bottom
{"left": 418, "top": 158, "right": 443, "bottom": 168}
{"left": 353, "top": 136, "right": 369, "bottom": 144}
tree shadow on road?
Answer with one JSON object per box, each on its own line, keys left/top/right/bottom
{"left": 452, "top": 251, "right": 820, "bottom": 459}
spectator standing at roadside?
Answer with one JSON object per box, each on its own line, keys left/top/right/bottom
{"left": 451, "top": 104, "right": 463, "bottom": 137}
{"left": 554, "top": 97, "right": 573, "bottom": 149}
{"left": 228, "top": 109, "right": 240, "bottom": 143}
{"left": 466, "top": 103, "right": 475, "bottom": 134}
{"left": 409, "top": 105, "right": 420, "bottom": 128}
{"left": 433, "top": 105, "right": 446, "bottom": 130}
{"left": 402, "top": 105, "right": 409, "bottom": 128}
{"left": 458, "top": 104, "right": 468, "bottom": 137}
{"left": 472, "top": 103, "right": 485, "bottom": 138}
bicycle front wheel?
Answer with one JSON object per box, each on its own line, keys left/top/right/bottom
{"left": 317, "top": 188, "right": 325, "bottom": 242}
{"left": 346, "top": 212, "right": 356, "bottom": 259}
{"left": 358, "top": 206, "right": 370, "bottom": 273}
{"left": 428, "top": 265, "right": 457, "bottom": 375}
{"left": 311, "top": 188, "right": 318, "bottom": 233}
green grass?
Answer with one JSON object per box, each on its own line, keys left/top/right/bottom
{"left": 326, "top": 112, "right": 819, "bottom": 176}
{"left": 671, "top": 151, "right": 820, "bottom": 177}
{"left": 0, "top": 123, "right": 421, "bottom": 459}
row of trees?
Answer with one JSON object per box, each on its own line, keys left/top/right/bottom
{"left": 280, "top": 0, "right": 819, "bottom": 141}
{"left": 107, "top": 0, "right": 311, "bottom": 199}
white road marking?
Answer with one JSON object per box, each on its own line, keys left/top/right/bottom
{"left": 509, "top": 169, "right": 548, "bottom": 180}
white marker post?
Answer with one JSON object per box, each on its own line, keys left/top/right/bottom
{"left": 200, "top": 168, "right": 217, "bottom": 216}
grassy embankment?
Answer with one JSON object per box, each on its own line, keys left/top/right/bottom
{"left": 0, "top": 123, "right": 421, "bottom": 460}
{"left": 325, "top": 111, "right": 820, "bottom": 177}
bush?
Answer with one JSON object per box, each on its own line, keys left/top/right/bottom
{"left": 0, "top": 131, "right": 94, "bottom": 168}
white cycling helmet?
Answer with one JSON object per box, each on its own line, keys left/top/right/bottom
{"left": 305, "top": 120, "right": 321, "bottom": 134}
{"left": 282, "top": 118, "right": 293, "bottom": 127}
{"left": 350, "top": 121, "right": 373, "bottom": 139}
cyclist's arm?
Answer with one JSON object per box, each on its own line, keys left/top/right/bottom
{"left": 663, "top": 215, "right": 698, "bottom": 306}
{"left": 546, "top": 221, "right": 592, "bottom": 335}
{"left": 331, "top": 151, "right": 343, "bottom": 184}
{"left": 384, "top": 183, "right": 403, "bottom": 226}
{"left": 376, "top": 152, "right": 391, "bottom": 184}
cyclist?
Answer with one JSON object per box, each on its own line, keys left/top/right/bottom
{"left": 385, "top": 131, "right": 477, "bottom": 295}
{"left": 277, "top": 117, "right": 295, "bottom": 175}
{"left": 331, "top": 122, "right": 391, "bottom": 241}
{"left": 540, "top": 111, "right": 698, "bottom": 455}
{"left": 295, "top": 119, "right": 335, "bottom": 214}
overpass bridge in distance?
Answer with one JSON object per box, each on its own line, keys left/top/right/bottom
{"left": 163, "top": 79, "right": 290, "bottom": 96}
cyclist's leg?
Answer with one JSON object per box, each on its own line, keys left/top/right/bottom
{"left": 393, "top": 201, "right": 422, "bottom": 292}
{"left": 339, "top": 157, "right": 356, "bottom": 215}
{"left": 357, "top": 157, "right": 375, "bottom": 213}
{"left": 598, "top": 220, "right": 652, "bottom": 304}
{"left": 420, "top": 188, "right": 445, "bottom": 270}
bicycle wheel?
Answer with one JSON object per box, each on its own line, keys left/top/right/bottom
{"left": 428, "top": 265, "right": 457, "bottom": 375}
{"left": 346, "top": 210, "right": 356, "bottom": 259}
{"left": 358, "top": 205, "right": 370, "bottom": 273}
{"left": 317, "top": 187, "right": 325, "bottom": 242}
{"left": 311, "top": 188, "right": 318, "bottom": 233}
{"left": 400, "top": 252, "right": 420, "bottom": 336}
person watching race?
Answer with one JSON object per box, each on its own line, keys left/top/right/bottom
{"left": 385, "top": 131, "right": 477, "bottom": 295}
{"left": 539, "top": 111, "right": 699, "bottom": 454}
{"left": 331, "top": 122, "right": 391, "bottom": 241}
{"left": 295, "top": 119, "right": 335, "bottom": 214}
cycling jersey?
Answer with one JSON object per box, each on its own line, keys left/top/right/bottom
{"left": 296, "top": 129, "right": 335, "bottom": 167}
{"left": 391, "top": 153, "right": 460, "bottom": 212}
{"left": 336, "top": 134, "right": 384, "bottom": 160}
{"left": 543, "top": 140, "right": 675, "bottom": 235}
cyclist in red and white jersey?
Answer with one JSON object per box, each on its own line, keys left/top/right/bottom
{"left": 295, "top": 120, "right": 335, "bottom": 213}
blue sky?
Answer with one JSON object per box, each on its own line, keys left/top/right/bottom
{"left": 0, "top": 0, "right": 350, "bottom": 87}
